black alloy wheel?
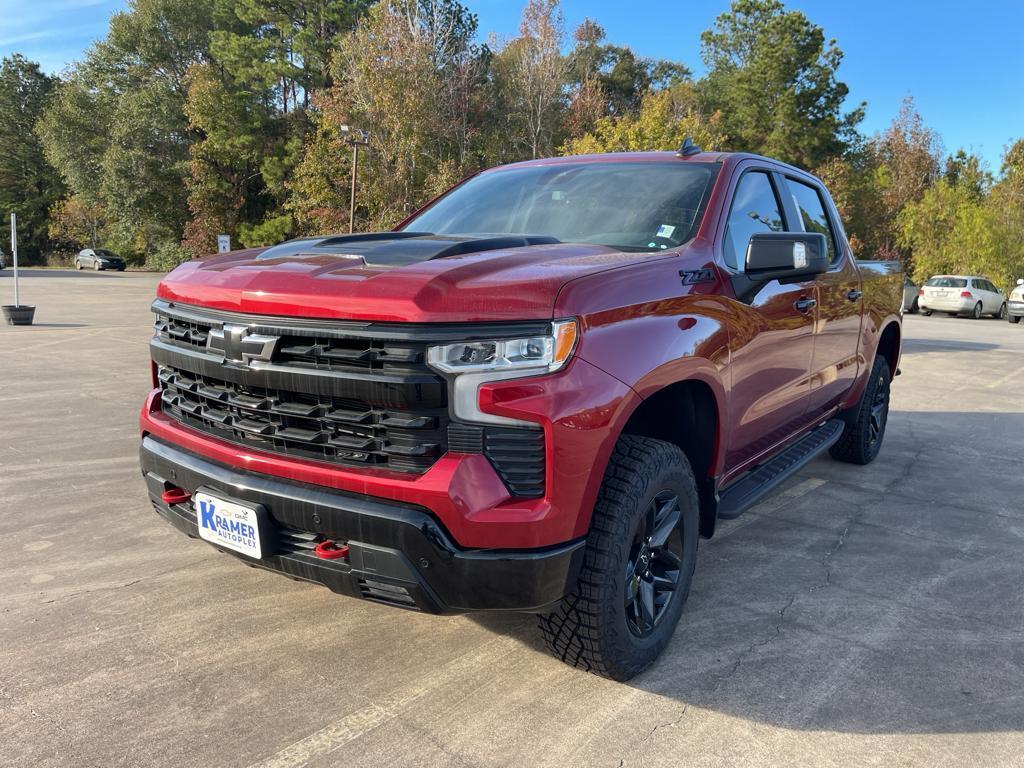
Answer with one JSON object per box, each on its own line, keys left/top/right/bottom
{"left": 624, "top": 491, "right": 684, "bottom": 638}
{"left": 867, "top": 369, "right": 890, "bottom": 450}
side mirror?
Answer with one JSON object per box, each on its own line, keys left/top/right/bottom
{"left": 745, "top": 232, "right": 829, "bottom": 282}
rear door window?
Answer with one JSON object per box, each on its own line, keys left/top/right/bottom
{"left": 723, "top": 171, "right": 784, "bottom": 270}
{"left": 925, "top": 277, "right": 967, "bottom": 288}
{"left": 786, "top": 178, "right": 837, "bottom": 263}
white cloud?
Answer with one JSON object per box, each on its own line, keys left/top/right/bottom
{"left": 0, "top": 30, "right": 53, "bottom": 48}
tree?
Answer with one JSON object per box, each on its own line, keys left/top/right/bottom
{"left": 492, "top": 0, "right": 569, "bottom": 159}
{"left": 289, "top": 0, "right": 490, "bottom": 234}
{"left": 698, "top": 0, "right": 863, "bottom": 169}
{"left": 985, "top": 139, "right": 1024, "bottom": 288}
{"left": 0, "top": 55, "right": 64, "bottom": 261}
{"left": 48, "top": 196, "right": 106, "bottom": 251}
{"left": 567, "top": 20, "right": 690, "bottom": 120}
{"left": 184, "top": 0, "right": 371, "bottom": 253}
{"left": 562, "top": 84, "right": 727, "bottom": 155}
{"left": 898, "top": 141, "right": 1024, "bottom": 289}
{"left": 38, "top": 0, "right": 215, "bottom": 257}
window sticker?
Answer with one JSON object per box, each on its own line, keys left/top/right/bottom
{"left": 656, "top": 224, "right": 676, "bottom": 239}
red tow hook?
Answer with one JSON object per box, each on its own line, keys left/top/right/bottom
{"left": 161, "top": 487, "right": 192, "bottom": 505}
{"left": 314, "top": 540, "right": 350, "bottom": 560}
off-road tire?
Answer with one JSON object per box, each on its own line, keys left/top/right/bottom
{"left": 830, "top": 355, "right": 891, "bottom": 465}
{"left": 538, "top": 435, "right": 699, "bottom": 681}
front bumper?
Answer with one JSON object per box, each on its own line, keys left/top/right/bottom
{"left": 1008, "top": 300, "right": 1024, "bottom": 318}
{"left": 141, "top": 436, "right": 585, "bottom": 613}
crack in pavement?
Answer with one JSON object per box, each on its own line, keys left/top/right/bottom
{"left": 615, "top": 704, "right": 690, "bottom": 767}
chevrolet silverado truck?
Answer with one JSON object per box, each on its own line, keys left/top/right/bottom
{"left": 140, "top": 148, "right": 902, "bottom": 680}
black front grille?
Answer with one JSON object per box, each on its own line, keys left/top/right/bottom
{"left": 150, "top": 300, "right": 548, "bottom": 494}
{"left": 154, "top": 313, "right": 431, "bottom": 377}
{"left": 152, "top": 303, "right": 450, "bottom": 473}
{"left": 158, "top": 363, "right": 447, "bottom": 472}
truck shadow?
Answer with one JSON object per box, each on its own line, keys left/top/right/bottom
{"left": 470, "top": 410, "right": 1024, "bottom": 734}
{"left": 901, "top": 338, "right": 1001, "bottom": 353}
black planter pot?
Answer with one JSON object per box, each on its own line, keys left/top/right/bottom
{"left": 2, "top": 305, "right": 35, "bottom": 325}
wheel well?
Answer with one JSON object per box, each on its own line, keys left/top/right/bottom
{"left": 620, "top": 380, "right": 719, "bottom": 538}
{"left": 877, "top": 321, "right": 900, "bottom": 377}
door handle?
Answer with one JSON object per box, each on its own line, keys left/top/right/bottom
{"left": 794, "top": 297, "right": 817, "bottom": 313}
{"left": 847, "top": 289, "right": 863, "bottom": 302}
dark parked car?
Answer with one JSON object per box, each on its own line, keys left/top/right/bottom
{"left": 75, "top": 248, "right": 126, "bottom": 271}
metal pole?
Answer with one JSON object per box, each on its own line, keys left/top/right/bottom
{"left": 349, "top": 142, "right": 358, "bottom": 234}
{"left": 10, "top": 213, "right": 18, "bottom": 307}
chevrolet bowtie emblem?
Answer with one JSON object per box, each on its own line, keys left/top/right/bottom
{"left": 207, "top": 324, "right": 279, "bottom": 367}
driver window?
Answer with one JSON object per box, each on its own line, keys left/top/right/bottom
{"left": 723, "top": 171, "right": 784, "bottom": 270}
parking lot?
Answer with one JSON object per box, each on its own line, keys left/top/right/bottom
{"left": 2, "top": 269, "right": 1023, "bottom": 767}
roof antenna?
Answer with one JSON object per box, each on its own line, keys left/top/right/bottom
{"left": 676, "top": 136, "right": 701, "bottom": 158}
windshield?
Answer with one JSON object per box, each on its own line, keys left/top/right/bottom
{"left": 403, "top": 161, "right": 719, "bottom": 251}
{"left": 96, "top": 250, "right": 120, "bottom": 259}
{"left": 925, "top": 277, "right": 967, "bottom": 288}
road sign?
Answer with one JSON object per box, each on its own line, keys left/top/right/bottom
{"left": 217, "top": 235, "right": 231, "bottom": 253}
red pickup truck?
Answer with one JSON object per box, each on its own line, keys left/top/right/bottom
{"left": 140, "top": 148, "right": 902, "bottom": 680}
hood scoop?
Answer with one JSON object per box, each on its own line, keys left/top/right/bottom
{"left": 256, "top": 232, "right": 561, "bottom": 268}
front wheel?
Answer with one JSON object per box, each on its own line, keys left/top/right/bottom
{"left": 830, "top": 355, "right": 891, "bottom": 465}
{"left": 75, "top": 261, "right": 83, "bottom": 270}
{"left": 997, "top": 303, "right": 1007, "bottom": 320}
{"left": 538, "top": 435, "right": 699, "bottom": 681}
{"left": 1010, "top": 314, "right": 1022, "bottom": 324}
{"left": 93, "top": 261, "right": 101, "bottom": 271}
{"left": 923, "top": 309, "right": 933, "bottom": 316}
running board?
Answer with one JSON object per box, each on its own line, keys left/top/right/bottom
{"left": 717, "top": 419, "right": 845, "bottom": 520}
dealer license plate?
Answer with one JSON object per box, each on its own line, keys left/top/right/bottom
{"left": 194, "top": 491, "right": 263, "bottom": 559}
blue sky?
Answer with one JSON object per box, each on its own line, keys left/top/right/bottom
{"left": 3, "top": 0, "right": 1022, "bottom": 171}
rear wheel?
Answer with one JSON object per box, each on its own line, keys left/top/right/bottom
{"left": 971, "top": 302, "right": 983, "bottom": 319}
{"left": 923, "top": 309, "right": 933, "bottom": 316}
{"left": 538, "top": 435, "right": 699, "bottom": 681}
{"left": 75, "top": 260, "right": 82, "bottom": 270}
{"left": 908, "top": 297, "right": 919, "bottom": 314}
{"left": 830, "top": 355, "right": 891, "bottom": 465}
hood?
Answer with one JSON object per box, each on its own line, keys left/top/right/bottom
{"left": 157, "top": 233, "right": 665, "bottom": 322}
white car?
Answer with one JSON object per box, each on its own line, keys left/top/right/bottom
{"left": 1008, "top": 279, "right": 1024, "bottom": 324}
{"left": 918, "top": 275, "right": 1007, "bottom": 320}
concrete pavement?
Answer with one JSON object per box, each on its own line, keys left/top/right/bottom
{"left": 1, "top": 269, "right": 1023, "bottom": 767}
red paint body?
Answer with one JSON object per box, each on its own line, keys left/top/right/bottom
{"left": 140, "top": 152, "right": 902, "bottom": 550}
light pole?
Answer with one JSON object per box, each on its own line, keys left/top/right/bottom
{"left": 340, "top": 124, "right": 371, "bottom": 234}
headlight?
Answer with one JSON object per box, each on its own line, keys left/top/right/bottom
{"left": 427, "top": 319, "right": 577, "bottom": 374}
{"left": 427, "top": 319, "right": 578, "bottom": 426}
